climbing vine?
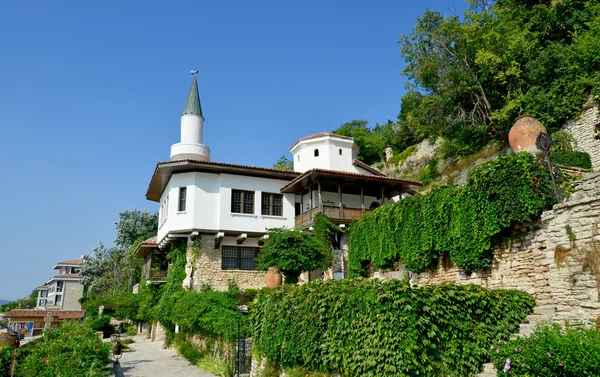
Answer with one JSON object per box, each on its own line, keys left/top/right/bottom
{"left": 349, "top": 153, "right": 556, "bottom": 276}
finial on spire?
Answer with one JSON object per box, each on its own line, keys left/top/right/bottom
{"left": 190, "top": 70, "right": 198, "bottom": 75}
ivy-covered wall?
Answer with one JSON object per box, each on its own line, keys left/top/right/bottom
{"left": 349, "top": 153, "right": 556, "bottom": 276}
{"left": 374, "top": 172, "right": 600, "bottom": 327}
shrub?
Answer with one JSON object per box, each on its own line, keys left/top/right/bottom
{"left": 18, "top": 322, "right": 111, "bottom": 377}
{"left": 551, "top": 150, "right": 592, "bottom": 169}
{"left": 491, "top": 323, "right": 600, "bottom": 376}
{"left": 250, "top": 279, "right": 535, "bottom": 377}
{"left": 0, "top": 346, "right": 27, "bottom": 377}
{"left": 85, "top": 314, "right": 115, "bottom": 338}
{"left": 387, "top": 145, "right": 418, "bottom": 166}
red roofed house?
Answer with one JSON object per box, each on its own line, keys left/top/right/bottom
{"left": 5, "top": 309, "right": 85, "bottom": 337}
{"left": 136, "top": 74, "right": 421, "bottom": 292}
{"left": 35, "top": 259, "right": 84, "bottom": 311}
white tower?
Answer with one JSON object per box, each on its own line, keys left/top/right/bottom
{"left": 170, "top": 73, "right": 211, "bottom": 162}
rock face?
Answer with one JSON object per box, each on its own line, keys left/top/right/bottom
{"left": 508, "top": 115, "right": 547, "bottom": 155}
{"left": 561, "top": 104, "right": 600, "bottom": 171}
{"left": 376, "top": 171, "right": 600, "bottom": 326}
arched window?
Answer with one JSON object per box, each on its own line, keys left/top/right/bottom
{"left": 314, "top": 149, "right": 319, "bottom": 157}
{"left": 339, "top": 148, "right": 342, "bottom": 155}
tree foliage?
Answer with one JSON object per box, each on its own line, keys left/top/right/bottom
{"left": 273, "top": 155, "right": 293, "bottom": 171}
{"left": 399, "top": 0, "right": 600, "bottom": 157}
{"left": 80, "top": 209, "right": 158, "bottom": 298}
{"left": 332, "top": 119, "right": 418, "bottom": 165}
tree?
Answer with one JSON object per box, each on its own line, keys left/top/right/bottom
{"left": 0, "top": 290, "right": 38, "bottom": 312}
{"left": 273, "top": 155, "right": 293, "bottom": 170}
{"left": 81, "top": 209, "right": 158, "bottom": 298}
{"left": 398, "top": 0, "right": 600, "bottom": 157}
{"left": 256, "top": 228, "right": 332, "bottom": 284}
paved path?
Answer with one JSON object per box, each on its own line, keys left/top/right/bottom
{"left": 112, "top": 335, "right": 217, "bottom": 377}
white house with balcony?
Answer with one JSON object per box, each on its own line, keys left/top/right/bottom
{"left": 138, "top": 74, "right": 420, "bottom": 291}
{"left": 35, "top": 259, "right": 84, "bottom": 310}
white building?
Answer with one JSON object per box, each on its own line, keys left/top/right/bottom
{"left": 35, "top": 259, "right": 84, "bottom": 311}
{"left": 138, "top": 74, "right": 420, "bottom": 290}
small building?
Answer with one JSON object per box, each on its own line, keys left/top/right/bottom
{"left": 138, "top": 74, "right": 420, "bottom": 291}
{"left": 5, "top": 309, "right": 85, "bottom": 336}
{"left": 35, "top": 259, "right": 84, "bottom": 310}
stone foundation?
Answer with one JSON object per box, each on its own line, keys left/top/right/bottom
{"left": 375, "top": 172, "right": 600, "bottom": 325}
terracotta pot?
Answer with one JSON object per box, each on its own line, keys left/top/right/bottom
{"left": 265, "top": 266, "right": 283, "bottom": 288}
{"left": 508, "top": 115, "right": 547, "bottom": 156}
{"left": 0, "top": 333, "right": 19, "bottom": 348}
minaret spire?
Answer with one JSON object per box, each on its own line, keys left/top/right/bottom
{"left": 170, "top": 71, "right": 210, "bottom": 162}
{"left": 183, "top": 71, "right": 203, "bottom": 117}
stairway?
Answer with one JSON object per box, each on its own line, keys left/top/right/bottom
{"left": 476, "top": 305, "right": 555, "bottom": 377}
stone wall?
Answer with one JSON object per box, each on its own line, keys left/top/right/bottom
{"left": 376, "top": 172, "right": 600, "bottom": 325}
{"left": 188, "top": 236, "right": 266, "bottom": 291}
{"left": 561, "top": 104, "right": 600, "bottom": 171}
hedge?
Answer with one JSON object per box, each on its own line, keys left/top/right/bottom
{"left": 250, "top": 279, "right": 535, "bottom": 377}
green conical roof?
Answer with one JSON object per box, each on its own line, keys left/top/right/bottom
{"left": 183, "top": 76, "right": 203, "bottom": 116}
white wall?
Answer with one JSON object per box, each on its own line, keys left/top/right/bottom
{"left": 291, "top": 137, "right": 360, "bottom": 173}
{"left": 219, "top": 174, "right": 295, "bottom": 232}
{"left": 158, "top": 172, "right": 296, "bottom": 242}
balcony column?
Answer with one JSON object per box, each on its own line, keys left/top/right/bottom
{"left": 338, "top": 184, "right": 343, "bottom": 218}
{"left": 381, "top": 188, "right": 385, "bottom": 205}
{"left": 309, "top": 187, "right": 313, "bottom": 210}
{"left": 318, "top": 180, "right": 323, "bottom": 212}
{"left": 361, "top": 186, "right": 365, "bottom": 215}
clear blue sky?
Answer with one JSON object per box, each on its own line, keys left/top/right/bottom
{"left": 0, "top": 0, "right": 468, "bottom": 301}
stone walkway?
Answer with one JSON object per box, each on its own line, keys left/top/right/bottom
{"left": 111, "top": 335, "right": 217, "bottom": 377}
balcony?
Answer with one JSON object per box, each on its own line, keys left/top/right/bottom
{"left": 295, "top": 205, "right": 372, "bottom": 227}
{"left": 148, "top": 269, "right": 169, "bottom": 282}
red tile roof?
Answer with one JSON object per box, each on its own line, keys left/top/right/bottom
{"left": 56, "top": 259, "right": 82, "bottom": 266}
{"left": 6, "top": 309, "right": 85, "bottom": 319}
{"left": 289, "top": 132, "right": 356, "bottom": 150}
{"left": 141, "top": 236, "right": 158, "bottom": 245}
{"left": 53, "top": 274, "right": 83, "bottom": 279}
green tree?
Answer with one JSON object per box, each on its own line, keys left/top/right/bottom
{"left": 273, "top": 155, "right": 293, "bottom": 170}
{"left": 256, "top": 228, "right": 332, "bottom": 284}
{"left": 399, "top": 0, "right": 600, "bottom": 157}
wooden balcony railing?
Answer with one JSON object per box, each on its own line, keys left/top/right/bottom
{"left": 295, "top": 205, "right": 371, "bottom": 227}
{"left": 148, "top": 269, "right": 169, "bottom": 281}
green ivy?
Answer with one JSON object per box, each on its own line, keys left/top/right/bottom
{"left": 250, "top": 279, "right": 535, "bottom": 377}
{"left": 550, "top": 150, "right": 592, "bottom": 170}
{"left": 349, "top": 153, "right": 556, "bottom": 276}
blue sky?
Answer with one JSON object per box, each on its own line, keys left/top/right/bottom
{"left": 0, "top": 0, "right": 468, "bottom": 300}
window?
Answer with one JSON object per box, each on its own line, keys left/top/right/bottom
{"left": 297, "top": 155, "right": 300, "bottom": 161}
{"left": 231, "top": 189, "right": 255, "bottom": 214}
{"left": 55, "top": 295, "right": 62, "bottom": 305}
{"left": 221, "top": 246, "right": 258, "bottom": 270}
{"left": 314, "top": 149, "right": 319, "bottom": 157}
{"left": 178, "top": 187, "right": 187, "bottom": 212}
{"left": 160, "top": 195, "right": 169, "bottom": 224}
{"left": 339, "top": 148, "right": 342, "bottom": 155}
{"left": 262, "top": 192, "right": 283, "bottom": 216}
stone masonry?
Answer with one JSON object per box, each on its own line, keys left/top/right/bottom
{"left": 561, "top": 103, "right": 600, "bottom": 171}
{"left": 377, "top": 172, "right": 600, "bottom": 326}
{"left": 187, "top": 236, "right": 265, "bottom": 291}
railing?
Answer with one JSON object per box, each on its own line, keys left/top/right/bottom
{"left": 295, "top": 205, "right": 371, "bottom": 227}
{"left": 148, "top": 269, "right": 169, "bottom": 281}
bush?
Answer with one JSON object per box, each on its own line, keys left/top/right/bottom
{"left": 85, "top": 314, "right": 115, "bottom": 338}
{"left": 250, "top": 279, "right": 535, "bottom": 377}
{"left": 551, "top": 150, "right": 592, "bottom": 169}
{"left": 18, "top": 322, "right": 111, "bottom": 377}
{"left": 491, "top": 323, "right": 600, "bottom": 376}
{"left": 0, "top": 346, "right": 27, "bottom": 377}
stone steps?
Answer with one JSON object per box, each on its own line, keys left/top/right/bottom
{"left": 477, "top": 362, "right": 496, "bottom": 377}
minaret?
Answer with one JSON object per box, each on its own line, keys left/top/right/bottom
{"left": 170, "top": 72, "right": 211, "bottom": 162}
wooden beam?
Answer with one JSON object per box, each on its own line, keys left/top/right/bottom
{"left": 214, "top": 232, "right": 224, "bottom": 249}
{"left": 237, "top": 233, "right": 248, "bottom": 245}
{"left": 309, "top": 187, "right": 313, "bottom": 210}
{"left": 381, "top": 188, "right": 385, "bottom": 205}
{"left": 318, "top": 180, "right": 323, "bottom": 211}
